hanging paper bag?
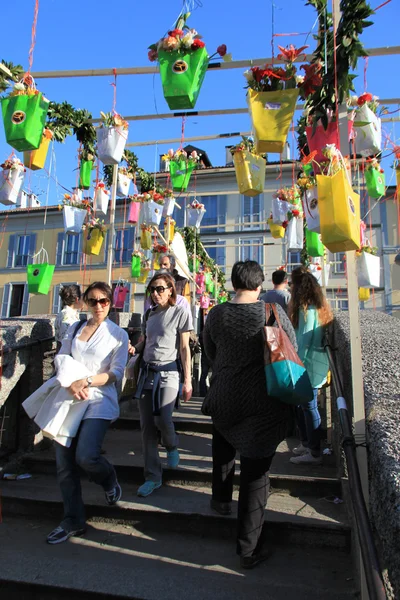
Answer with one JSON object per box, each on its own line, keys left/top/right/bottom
{"left": 158, "top": 47, "right": 209, "bottom": 110}
{"left": 0, "top": 165, "right": 25, "bottom": 206}
{"left": 358, "top": 287, "right": 370, "bottom": 301}
{"left": 142, "top": 200, "right": 163, "bottom": 227}
{"left": 113, "top": 285, "right": 129, "bottom": 309}
{"left": 306, "top": 120, "right": 353, "bottom": 164}
{"left": 170, "top": 160, "right": 195, "bottom": 192}
{"left": 189, "top": 256, "right": 200, "bottom": 272}
{"left": 317, "top": 169, "right": 361, "bottom": 253}
{"left": 207, "top": 280, "right": 215, "bottom": 295}
{"left": 247, "top": 88, "right": 299, "bottom": 154}
{"left": 271, "top": 198, "right": 289, "bottom": 224}
{"left": 26, "top": 248, "right": 55, "bottom": 295}
{"left": 165, "top": 217, "right": 175, "bottom": 242}
{"left": 117, "top": 173, "right": 130, "bottom": 197}
{"left": 233, "top": 151, "right": 266, "bottom": 197}
{"left": 357, "top": 252, "right": 380, "bottom": 288}
{"left": 195, "top": 273, "right": 205, "bottom": 295}
{"left": 365, "top": 169, "right": 385, "bottom": 198}
{"left": 140, "top": 227, "right": 152, "bottom": 250}
{"left": 218, "top": 293, "right": 228, "bottom": 304}
{"left": 309, "top": 262, "right": 330, "bottom": 286}
{"left": 1, "top": 93, "right": 49, "bottom": 152}
{"left": 128, "top": 200, "right": 141, "bottom": 224}
{"left": 200, "top": 294, "right": 210, "bottom": 309}
{"left": 303, "top": 186, "right": 320, "bottom": 233}
{"left": 153, "top": 252, "right": 161, "bottom": 270}
{"left": 79, "top": 160, "right": 93, "bottom": 189}
{"left": 137, "top": 268, "right": 150, "bottom": 284}
{"left": 268, "top": 218, "right": 285, "bottom": 239}
{"left": 286, "top": 217, "right": 304, "bottom": 251}
{"left": 354, "top": 104, "right": 381, "bottom": 157}
{"left": 162, "top": 196, "right": 176, "bottom": 218}
{"left": 83, "top": 228, "right": 104, "bottom": 256}
{"left": 23, "top": 129, "right": 52, "bottom": 170}
{"left": 131, "top": 255, "right": 141, "bottom": 278}
{"left": 63, "top": 205, "right": 87, "bottom": 234}
{"left": 97, "top": 126, "right": 128, "bottom": 165}
{"left": 187, "top": 207, "right": 205, "bottom": 228}
{"left": 305, "top": 229, "right": 324, "bottom": 257}
{"left": 94, "top": 186, "right": 110, "bottom": 215}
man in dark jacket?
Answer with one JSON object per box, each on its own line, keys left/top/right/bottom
{"left": 160, "top": 254, "right": 190, "bottom": 302}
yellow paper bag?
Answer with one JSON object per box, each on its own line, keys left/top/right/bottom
{"left": 137, "top": 268, "right": 150, "bottom": 284}
{"left": 153, "top": 252, "right": 161, "bottom": 270}
{"left": 233, "top": 150, "right": 266, "bottom": 197}
{"left": 247, "top": 88, "right": 299, "bottom": 154}
{"left": 23, "top": 133, "right": 51, "bottom": 170}
{"left": 83, "top": 228, "right": 104, "bottom": 256}
{"left": 140, "top": 229, "right": 152, "bottom": 250}
{"left": 358, "top": 287, "right": 370, "bottom": 301}
{"left": 317, "top": 170, "right": 361, "bottom": 253}
{"left": 268, "top": 218, "right": 285, "bottom": 239}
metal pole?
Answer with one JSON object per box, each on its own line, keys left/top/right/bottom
{"left": 106, "top": 163, "right": 118, "bottom": 286}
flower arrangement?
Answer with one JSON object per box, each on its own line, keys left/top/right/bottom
{"left": 229, "top": 136, "right": 259, "bottom": 156}
{"left": 0, "top": 156, "right": 25, "bottom": 171}
{"left": 99, "top": 111, "right": 128, "bottom": 130}
{"left": 164, "top": 188, "right": 175, "bottom": 198}
{"left": 94, "top": 181, "right": 110, "bottom": 195}
{"left": 152, "top": 242, "right": 168, "bottom": 255}
{"left": 162, "top": 148, "right": 201, "bottom": 165}
{"left": 356, "top": 244, "right": 378, "bottom": 256}
{"left": 133, "top": 190, "right": 165, "bottom": 205}
{"left": 187, "top": 199, "right": 205, "bottom": 210}
{"left": 132, "top": 249, "right": 144, "bottom": 259}
{"left": 140, "top": 224, "right": 153, "bottom": 232}
{"left": 297, "top": 171, "right": 316, "bottom": 192}
{"left": 118, "top": 166, "right": 134, "bottom": 180}
{"left": 273, "top": 185, "right": 300, "bottom": 204}
{"left": 82, "top": 216, "right": 106, "bottom": 233}
{"left": 348, "top": 93, "right": 387, "bottom": 117}
{"left": 321, "top": 144, "right": 349, "bottom": 176}
{"left": 61, "top": 193, "right": 91, "bottom": 211}
{"left": 363, "top": 157, "right": 384, "bottom": 175}
{"left": 128, "top": 194, "right": 142, "bottom": 203}
{"left": 7, "top": 73, "right": 40, "bottom": 97}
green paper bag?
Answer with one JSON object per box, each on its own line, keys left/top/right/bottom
{"left": 206, "top": 280, "right": 215, "bottom": 294}
{"left": 365, "top": 169, "right": 385, "bottom": 199}
{"left": 158, "top": 47, "right": 209, "bottom": 110}
{"left": 188, "top": 258, "right": 200, "bottom": 272}
{"left": 79, "top": 160, "right": 93, "bottom": 189}
{"left": 170, "top": 160, "right": 195, "bottom": 192}
{"left": 205, "top": 272, "right": 212, "bottom": 285}
{"left": 1, "top": 93, "right": 49, "bottom": 152}
{"left": 131, "top": 255, "right": 141, "bottom": 278}
{"left": 27, "top": 263, "right": 55, "bottom": 295}
{"left": 306, "top": 228, "right": 325, "bottom": 257}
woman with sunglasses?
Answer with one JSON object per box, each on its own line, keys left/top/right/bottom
{"left": 131, "top": 273, "right": 193, "bottom": 497}
{"left": 47, "top": 281, "right": 129, "bottom": 545}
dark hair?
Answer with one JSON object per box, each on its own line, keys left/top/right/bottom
{"left": 231, "top": 260, "right": 264, "bottom": 291}
{"left": 59, "top": 284, "right": 81, "bottom": 308}
{"left": 83, "top": 281, "right": 113, "bottom": 304}
{"left": 146, "top": 273, "right": 177, "bottom": 306}
{"left": 288, "top": 267, "right": 333, "bottom": 329}
{"left": 272, "top": 270, "right": 288, "bottom": 285}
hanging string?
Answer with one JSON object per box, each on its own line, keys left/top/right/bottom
{"left": 28, "top": 0, "right": 40, "bottom": 73}
{"left": 179, "top": 117, "right": 186, "bottom": 150}
{"left": 363, "top": 57, "right": 369, "bottom": 93}
{"left": 153, "top": 141, "right": 159, "bottom": 190}
{"left": 111, "top": 68, "right": 117, "bottom": 113}
{"left": 41, "top": 140, "right": 54, "bottom": 247}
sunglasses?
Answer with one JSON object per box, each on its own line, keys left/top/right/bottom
{"left": 87, "top": 297, "right": 110, "bottom": 308}
{"left": 149, "top": 285, "right": 171, "bottom": 295}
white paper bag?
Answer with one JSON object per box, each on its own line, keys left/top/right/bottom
{"left": 117, "top": 173, "right": 130, "bottom": 197}
{"left": 187, "top": 208, "right": 206, "bottom": 228}
{"left": 309, "top": 262, "right": 330, "bottom": 286}
{"left": 142, "top": 200, "right": 162, "bottom": 227}
{"left": 357, "top": 252, "right": 380, "bottom": 288}
{"left": 271, "top": 198, "right": 289, "bottom": 224}
{"left": 97, "top": 126, "right": 128, "bottom": 165}
{"left": 63, "top": 206, "right": 87, "bottom": 234}
{"left": 94, "top": 188, "right": 110, "bottom": 215}
{"left": 0, "top": 167, "right": 25, "bottom": 206}
{"left": 354, "top": 104, "right": 381, "bottom": 157}
{"left": 163, "top": 197, "right": 176, "bottom": 218}
{"left": 303, "top": 187, "right": 320, "bottom": 233}
{"left": 286, "top": 217, "right": 304, "bottom": 250}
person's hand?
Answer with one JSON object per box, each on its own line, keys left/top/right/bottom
{"left": 67, "top": 378, "right": 90, "bottom": 401}
{"left": 182, "top": 382, "right": 193, "bottom": 403}
{"left": 128, "top": 343, "right": 136, "bottom": 356}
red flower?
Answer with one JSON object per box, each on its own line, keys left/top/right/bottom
{"left": 251, "top": 67, "right": 264, "bottom": 83}
{"left": 192, "top": 39, "right": 205, "bottom": 50}
{"left": 282, "top": 220, "right": 289, "bottom": 229}
{"left": 277, "top": 44, "right": 309, "bottom": 63}
{"left": 168, "top": 29, "right": 183, "bottom": 38}
{"left": 217, "top": 44, "right": 227, "bottom": 57}
{"left": 292, "top": 209, "right": 300, "bottom": 217}
{"left": 357, "top": 93, "right": 373, "bottom": 106}
{"left": 300, "top": 62, "right": 323, "bottom": 97}
{"left": 148, "top": 49, "right": 158, "bottom": 62}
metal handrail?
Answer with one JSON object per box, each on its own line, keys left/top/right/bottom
{"left": 324, "top": 337, "right": 387, "bottom": 600}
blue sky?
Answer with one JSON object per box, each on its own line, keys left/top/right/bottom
{"left": 0, "top": 0, "right": 398, "bottom": 206}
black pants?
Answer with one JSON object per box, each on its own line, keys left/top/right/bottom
{"left": 211, "top": 426, "right": 274, "bottom": 558}
{"left": 199, "top": 352, "right": 211, "bottom": 397}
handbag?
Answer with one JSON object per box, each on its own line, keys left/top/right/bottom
{"left": 121, "top": 309, "right": 150, "bottom": 397}
{"left": 263, "top": 303, "right": 313, "bottom": 405}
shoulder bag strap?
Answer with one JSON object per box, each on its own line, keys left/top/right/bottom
{"left": 265, "top": 302, "right": 282, "bottom": 329}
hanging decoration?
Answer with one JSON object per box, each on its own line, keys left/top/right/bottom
{"left": 230, "top": 137, "right": 266, "bottom": 197}
{"left": 200, "top": 292, "right": 210, "bottom": 309}
{"left": 79, "top": 150, "right": 95, "bottom": 189}
{"left": 61, "top": 193, "right": 90, "bottom": 234}
{"left": 116, "top": 166, "right": 132, "bottom": 197}
{"left": 93, "top": 181, "right": 110, "bottom": 215}
{"left": 187, "top": 199, "right": 206, "bottom": 228}
{"left": 148, "top": 13, "right": 230, "bottom": 110}
{"left": 152, "top": 242, "right": 168, "bottom": 270}
{"left": 0, "top": 156, "right": 25, "bottom": 206}
{"left": 137, "top": 257, "right": 152, "bottom": 283}
{"left": 308, "top": 257, "right": 331, "bottom": 287}
{"left": 164, "top": 148, "right": 200, "bottom": 192}
{"left": 305, "top": 228, "right": 325, "bottom": 258}
{"left": 268, "top": 217, "right": 285, "bottom": 239}
{"left": 305, "top": 118, "right": 353, "bottom": 165}
{"left": 165, "top": 217, "right": 176, "bottom": 243}
{"left": 358, "top": 287, "right": 370, "bottom": 301}
{"left": 350, "top": 93, "right": 383, "bottom": 158}
{"left": 113, "top": 280, "right": 129, "bottom": 309}
{"left": 298, "top": 164, "right": 320, "bottom": 232}
{"left": 131, "top": 250, "right": 143, "bottom": 278}
{"left": 23, "top": 128, "right": 53, "bottom": 170}
{"left": 195, "top": 271, "right": 205, "bottom": 295}
{"left": 364, "top": 158, "right": 385, "bottom": 198}
{"left": 26, "top": 247, "right": 55, "bottom": 295}
{"left": 128, "top": 195, "right": 142, "bottom": 224}
{"left": 97, "top": 112, "right": 128, "bottom": 165}
{"left": 140, "top": 224, "right": 152, "bottom": 250}
{"left": 82, "top": 218, "right": 106, "bottom": 256}
{"left": 140, "top": 191, "right": 164, "bottom": 227}
{"left": 162, "top": 189, "right": 176, "bottom": 218}
{"left": 218, "top": 290, "right": 228, "bottom": 304}
{"left": 356, "top": 245, "right": 380, "bottom": 288}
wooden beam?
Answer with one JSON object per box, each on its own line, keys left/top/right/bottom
{"left": 126, "top": 131, "right": 252, "bottom": 148}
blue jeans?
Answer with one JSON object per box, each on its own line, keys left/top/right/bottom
{"left": 296, "top": 389, "right": 321, "bottom": 455}
{"left": 55, "top": 418, "right": 116, "bottom": 531}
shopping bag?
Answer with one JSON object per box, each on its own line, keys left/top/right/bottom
{"left": 162, "top": 196, "right": 176, "bottom": 218}
{"left": 354, "top": 104, "right": 381, "bottom": 157}
{"left": 128, "top": 201, "right": 141, "bottom": 224}
{"left": 79, "top": 160, "right": 93, "bottom": 189}
{"left": 23, "top": 131, "right": 51, "bottom": 170}
{"left": 268, "top": 218, "right": 285, "bottom": 239}
{"left": 113, "top": 285, "right": 129, "bottom": 309}
{"left": 170, "top": 160, "right": 195, "bottom": 192}
{"left": 357, "top": 252, "right": 380, "bottom": 288}
{"left": 142, "top": 200, "right": 163, "bottom": 227}
{"left": 187, "top": 208, "right": 205, "bottom": 228}
{"left": 233, "top": 150, "right": 266, "bottom": 197}
{"left": 63, "top": 206, "right": 87, "bottom": 234}
{"left": 117, "top": 173, "right": 130, "bottom": 197}
{"left": 303, "top": 186, "right": 320, "bottom": 233}
{"left": 271, "top": 198, "right": 289, "bottom": 224}
{"left": 158, "top": 47, "right": 209, "bottom": 110}
{"left": 365, "top": 169, "right": 385, "bottom": 198}
{"left": 93, "top": 187, "right": 110, "bottom": 215}
{"left": 306, "top": 120, "right": 353, "bottom": 164}
{"left": 83, "top": 228, "right": 104, "bottom": 256}
{"left": 358, "top": 288, "right": 370, "bottom": 301}
{"left": 0, "top": 166, "right": 25, "bottom": 205}
{"left": 286, "top": 217, "right": 304, "bottom": 251}
{"left": 97, "top": 126, "right": 128, "bottom": 165}
{"left": 305, "top": 229, "right": 324, "bottom": 257}
{"left": 27, "top": 263, "right": 55, "bottom": 295}
{"left": 140, "top": 228, "right": 152, "bottom": 250}
{"left": 131, "top": 255, "right": 141, "bottom": 278}
{"left": 263, "top": 303, "right": 313, "bottom": 405}
{"left": 1, "top": 93, "right": 49, "bottom": 152}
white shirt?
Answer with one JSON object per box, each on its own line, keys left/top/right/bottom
{"left": 59, "top": 318, "right": 129, "bottom": 421}
{"left": 55, "top": 305, "right": 80, "bottom": 343}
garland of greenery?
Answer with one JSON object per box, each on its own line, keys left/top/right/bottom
{"left": 103, "top": 149, "right": 139, "bottom": 188}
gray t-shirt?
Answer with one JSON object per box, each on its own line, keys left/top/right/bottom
{"left": 260, "top": 289, "right": 291, "bottom": 313}
{"left": 143, "top": 304, "right": 193, "bottom": 365}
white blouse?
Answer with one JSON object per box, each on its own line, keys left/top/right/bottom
{"left": 59, "top": 318, "right": 129, "bottom": 421}
{"left": 54, "top": 305, "right": 80, "bottom": 343}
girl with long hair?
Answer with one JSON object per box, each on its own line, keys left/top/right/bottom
{"left": 288, "top": 267, "right": 333, "bottom": 465}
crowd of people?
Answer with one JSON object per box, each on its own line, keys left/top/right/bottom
{"left": 25, "top": 258, "right": 333, "bottom": 569}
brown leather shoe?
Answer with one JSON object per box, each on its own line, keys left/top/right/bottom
{"left": 210, "top": 498, "right": 232, "bottom": 515}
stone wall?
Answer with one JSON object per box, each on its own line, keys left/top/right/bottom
{"left": 331, "top": 311, "right": 400, "bottom": 598}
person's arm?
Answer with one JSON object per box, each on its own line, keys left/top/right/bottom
{"left": 180, "top": 331, "right": 192, "bottom": 402}
{"left": 202, "top": 311, "right": 216, "bottom": 363}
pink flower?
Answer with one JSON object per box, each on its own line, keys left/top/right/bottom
{"left": 163, "top": 36, "right": 179, "bottom": 51}
{"left": 168, "top": 148, "right": 174, "bottom": 158}
{"left": 190, "top": 151, "right": 198, "bottom": 159}
{"left": 148, "top": 49, "right": 158, "bottom": 62}
{"left": 217, "top": 44, "right": 227, "bottom": 57}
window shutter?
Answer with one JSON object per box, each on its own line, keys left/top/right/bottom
{"left": 253, "top": 195, "right": 261, "bottom": 223}
{"left": 243, "top": 196, "right": 251, "bottom": 222}
{"left": 1, "top": 284, "right": 11, "bottom": 317}
{"left": 28, "top": 233, "right": 37, "bottom": 264}
{"left": 56, "top": 232, "right": 65, "bottom": 266}
{"left": 217, "top": 195, "right": 226, "bottom": 230}
{"left": 21, "top": 284, "right": 30, "bottom": 316}
{"left": 52, "top": 284, "right": 61, "bottom": 314}
{"left": 7, "top": 235, "right": 16, "bottom": 268}
{"left": 123, "top": 283, "right": 132, "bottom": 313}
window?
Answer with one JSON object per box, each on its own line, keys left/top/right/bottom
{"left": 204, "top": 241, "right": 226, "bottom": 273}
{"left": 287, "top": 251, "right": 301, "bottom": 273}
{"left": 64, "top": 234, "right": 81, "bottom": 266}
{"left": 328, "top": 291, "right": 348, "bottom": 311}
{"left": 1, "top": 283, "right": 29, "bottom": 317}
{"left": 114, "top": 229, "right": 135, "bottom": 263}
{"left": 239, "top": 238, "right": 263, "bottom": 265}
{"left": 200, "top": 196, "right": 227, "bottom": 233}
{"left": 52, "top": 282, "right": 79, "bottom": 314}
{"left": 333, "top": 252, "right": 346, "bottom": 274}
{"left": 241, "top": 195, "right": 262, "bottom": 230}
{"left": 15, "top": 235, "right": 31, "bottom": 267}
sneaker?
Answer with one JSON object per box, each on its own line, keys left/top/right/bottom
{"left": 290, "top": 451, "right": 322, "bottom": 465}
{"left": 166, "top": 448, "right": 180, "bottom": 468}
{"left": 137, "top": 480, "right": 162, "bottom": 497}
{"left": 240, "top": 548, "right": 271, "bottom": 570}
{"left": 292, "top": 442, "right": 308, "bottom": 456}
{"left": 105, "top": 481, "right": 122, "bottom": 505}
{"left": 210, "top": 498, "right": 232, "bottom": 516}
{"left": 46, "top": 525, "right": 86, "bottom": 545}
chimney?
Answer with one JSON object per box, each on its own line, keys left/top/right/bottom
{"left": 225, "top": 145, "right": 234, "bottom": 166}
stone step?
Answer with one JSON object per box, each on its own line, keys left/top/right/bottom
{"left": 0, "top": 515, "right": 356, "bottom": 600}
{"left": 24, "top": 428, "right": 342, "bottom": 498}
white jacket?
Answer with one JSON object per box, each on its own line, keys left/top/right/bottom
{"left": 22, "top": 355, "right": 93, "bottom": 447}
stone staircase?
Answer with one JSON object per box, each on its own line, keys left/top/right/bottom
{"left": 0, "top": 398, "right": 357, "bottom": 600}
